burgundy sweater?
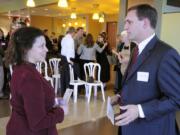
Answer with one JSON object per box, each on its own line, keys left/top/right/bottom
{"left": 6, "top": 63, "right": 64, "bottom": 135}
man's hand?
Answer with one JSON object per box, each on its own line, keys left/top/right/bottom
{"left": 110, "top": 94, "right": 120, "bottom": 105}
{"left": 115, "top": 105, "right": 139, "bottom": 126}
{"left": 117, "top": 52, "right": 123, "bottom": 63}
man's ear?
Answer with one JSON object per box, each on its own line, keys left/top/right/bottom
{"left": 143, "top": 18, "right": 150, "bottom": 29}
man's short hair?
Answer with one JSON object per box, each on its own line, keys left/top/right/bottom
{"left": 76, "top": 27, "right": 83, "bottom": 32}
{"left": 128, "top": 4, "right": 157, "bottom": 29}
{"left": 67, "top": 27, "right": 76, "bottom": 34}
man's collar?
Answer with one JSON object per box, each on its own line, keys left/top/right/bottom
{"left": 138, "top": 33, "right": 155, "bottom": 55}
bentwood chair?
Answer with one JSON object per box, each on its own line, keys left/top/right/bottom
{"left": 84, "top": 62, "right": 105, "bottom": 103}
{"left": 49, "top": 58, "right": 61, "bottom": 95}
{"left": 69, "top": 64, "right": 86, "bottom": 103}
{"left": 36, "top": 60, "right": 54, "bottom": 88}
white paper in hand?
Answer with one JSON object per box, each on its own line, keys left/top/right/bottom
{"left": 106, "top": 96, "right": 114, "bottom": 125}
{"left": 63, "top": 88, "right": 73, "bottom": 104}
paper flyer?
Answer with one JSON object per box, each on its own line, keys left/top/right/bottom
{"left": 106, "top": 96, "right": 114, "bottom": 125}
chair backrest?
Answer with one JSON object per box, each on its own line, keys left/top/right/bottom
{"left": 49, "top": 58, "right": 61, "bottom": 75}
{"left": 36, "top": 60, "right": 48, "bottom": 77}
{"left": 36, "top": 60, "right": 54, "bottom": 87}
{"left": 84, "top": 62, "right": 101, "bottom": 82}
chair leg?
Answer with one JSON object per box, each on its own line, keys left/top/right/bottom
{"left": 94, "top": 86, "right": 97, "bottom": 97}
{"left": 73, "top": 85, "right": 78, "bottom": 103}
{"left": 50, "top": 79, "right": 54, "bottom": 87}
{"left": 100, "top": 84, "right": 105, "bottom": 102}
{"left": 58, "top": 77, "right": 61, "bottom": 89}
{"left": 85, "top": 85, "right": 89, "bottom": 98}
{"left": 88, "top": 85, "right": 92, "bottom": 103}
{"left": 55, "top": 78, "right": 58, "bottom": 95}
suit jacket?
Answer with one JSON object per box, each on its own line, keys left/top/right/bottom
{"left": 119, "top": 36, "right": 180, "bottom": 135}
{"left": 6, "top": 63, "right": 64, "bottom": 135}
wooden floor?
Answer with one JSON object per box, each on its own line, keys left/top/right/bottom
{"left": 0, "top": 90, "right": 180, "bottom": 135}
{"left": 0, "top": 86, "right": 119, "bottom": 135}
{"left": 59, "top": 117, "right": 118, "bottom": 135}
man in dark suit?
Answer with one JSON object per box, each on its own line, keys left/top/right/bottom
{"left": 111, "top": 4, "right": 180, "bottom": 135}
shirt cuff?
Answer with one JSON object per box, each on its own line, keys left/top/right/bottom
{"left": 137, "top": 104, "right": 145, "bottom": 118}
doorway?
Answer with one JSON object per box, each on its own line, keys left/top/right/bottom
{"left": 107, "top": 22, "right": 117, "bottom": 49}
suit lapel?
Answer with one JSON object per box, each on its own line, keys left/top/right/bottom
{"left": 123, "top": 36, "right": 158, "bottom": 84}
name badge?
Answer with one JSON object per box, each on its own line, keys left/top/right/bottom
{"left": 137, "top": 72, "right": 149, "bottom": 82}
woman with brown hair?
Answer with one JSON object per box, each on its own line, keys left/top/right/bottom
{"left": 77, "top": 33, "right": 107, "bottom": 80}
{"left": 5, "top": 27, "right": 66, "bottom": 135}
{"left": 96, "top": 33, "right": 111, "bottom": 88}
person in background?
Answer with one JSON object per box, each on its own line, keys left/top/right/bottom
{"left": 43, "top": 29, "right": 53, "bottom": 57}
{"left": 0, "top": 28, "right": 5, "bottom": 98}
{"left": 57, "top": 34, "right": 64, "bottom": 54}
{"left": 61, "top": 27, "right": 76, "bottom": 64}
{"left": 5, "top": 27, "right": 66, "bottom": 135}
{"left": 5, "top": 21, "right": 27, "bottom": 50}
{"left": 74, "top": 27, "right": 85, "bottom": 52}
{"left": 50, "top": 32, "right": 58, "bottom": 53}
{"left": 118, "top": 31, "right": 136, "bottom": 75}
{"left": 60, "top": 27, "right": 76, "bottom": 96}
{"left": 101, "top": 31, "right": 108, "bottom": 42}
{"left": 77, "top": 33, "right": 107, "bottom": 80}
{"left": 113, "top": 34, "right": 124, "bottom": 94}
{"left": 0, "top": 46, "right": 4, "bottom": 99}
{"left": 113, "top": 32, "right": 136, "bottom": 94}
{"left": 4, "top": 21, "right": 27, "bottom": 98}
{"left": 96, "top": 33, "right": 111, "bottom": 88}
{"left": 111, "top": 4, "right": 180, "bottom": 135}
{"left": 50, "top": 32, "right": 58, "bottom": 45}
{"left": 0, "top": 28, "right": 6, "bottom": 50}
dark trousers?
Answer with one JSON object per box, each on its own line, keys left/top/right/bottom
{"left": 60, "top": 55, "right": 81, "bottom": 96}
{"left": 59, "top": 55, "right": 70, "bottom": 96}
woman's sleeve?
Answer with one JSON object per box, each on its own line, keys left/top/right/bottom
{"left": 21, "top": 74, "right": 64, "bottom": 132}
{"left": 94, "top": 43, "right": 104, "bottom": 53}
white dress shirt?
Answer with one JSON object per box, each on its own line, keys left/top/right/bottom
{"left": 61, "top": 34, "right": 75, "bottom": 62}
{"left": 138, "top": 33, "right": 155, "bottom": 55}
{"left": 137, "top": 33, "right": 155, "bottom": 118}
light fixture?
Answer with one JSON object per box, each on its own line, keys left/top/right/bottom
{"left": 92, "top": 13, "right": 99, "bottom": 20}
{"left": 26, "top": 0, "right": 35, "bottom": 7}
{"left": 92, "top": 4, "right": 99, "bottom": 20}
{"left": 82, "top": 23, "right": 85, "bottom": 27}
{"left": 62, "top": 24, "right": 66, "bottom": 27}
{"left": 58, "top": 0, "right": 68, "bottom": 7}
{"left": 99, "top": 17, "right": 104, "bottom": 23}
{"left": 99, "top": 13, "right": 105, "bottom": 23}
{"left": 70, "top": 13, "right": 77, "bottom": 19}
{"left": 75, "top": 22, "right": 78, "bottom": 26}
{"left": 68, "top": 22, "right": 72, "bottom": 26}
